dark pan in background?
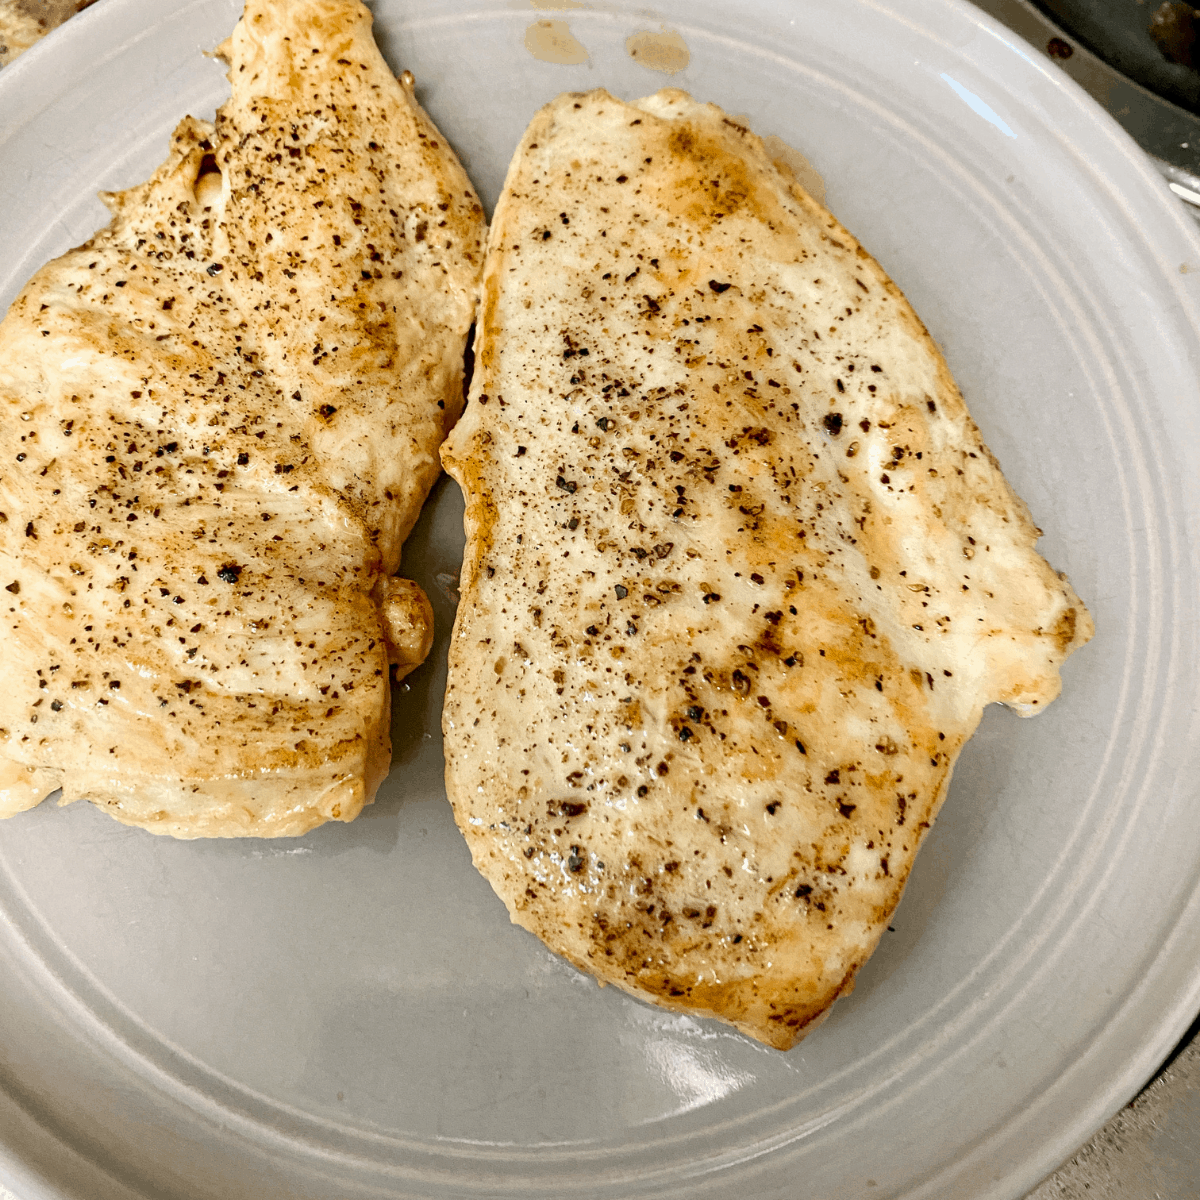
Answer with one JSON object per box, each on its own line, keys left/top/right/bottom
{"left": 976, "top": 0, "right": 1200, "bottom": 205}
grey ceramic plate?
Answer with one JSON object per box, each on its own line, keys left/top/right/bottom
{"left": 2, "top": 1, "right": 1200, "bottom": 1197}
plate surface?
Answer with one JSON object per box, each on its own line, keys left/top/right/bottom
{"left": 2, "top": 1, "right": 1200, "bottom": 1198}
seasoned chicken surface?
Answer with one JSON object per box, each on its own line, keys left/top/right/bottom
{"left": 0, "top": 0, "right": 484, "bottom": 836}
{"left": 441, "top": 89, "right": 1092, "bottom": 1049}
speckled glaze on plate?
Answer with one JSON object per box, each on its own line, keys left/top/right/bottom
{"left": 0, "top": 2, "right": 1198, "bottom": 1198}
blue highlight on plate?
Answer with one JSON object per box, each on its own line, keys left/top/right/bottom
{"left": 941, "top": 73, "right": 1018, "bottom": 137}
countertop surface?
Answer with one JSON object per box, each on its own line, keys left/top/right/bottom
{"left": 0, "top": 1, "right": 1196, "bottom": 1197}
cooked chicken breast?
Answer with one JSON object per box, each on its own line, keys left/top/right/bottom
{"left": 441, "top": 88, "right": 1092, "bottom": 1049}
{"left": 0, "top": 0, "right": 484, "bottom": 836}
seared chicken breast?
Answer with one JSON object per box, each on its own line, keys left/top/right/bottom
{"left": 0, "top": 0, "right": 484, "bottom": 836}
{"left": 441, "top": 89, "right": 1092, "bottom": 1048}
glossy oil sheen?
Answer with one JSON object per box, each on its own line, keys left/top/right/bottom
{"left": 0, "top": 1, "right": 1199, "bottom": 1198}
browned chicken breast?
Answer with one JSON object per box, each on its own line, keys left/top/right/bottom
{"left": 441, "top": 88, "right": 1092, "bottom": 1048}
{"left": 0, "top": 0, "right": 484, "bottom": 836}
